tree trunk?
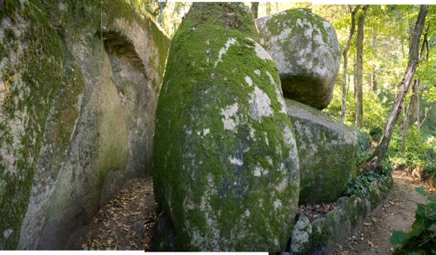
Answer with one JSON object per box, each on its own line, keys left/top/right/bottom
{"left": 409, "top": 79, "right": 420, "bottom": 127}
{"left": 366, "top": 5, "right": 428, "bottom": 173}
{"left": 419, "top": 103, "right": 434, "bottom": 130}
{"left": 371, "top": 67, "right": 377, "bottom": 92}
{"left": 401, "top": 81, "right": 412, "bottom": 152}
{"left": 401, "top": 80, "right": 421, "bottom": 152}
{"left": 251, "top": 2, "right": 259, "bottom": 19}
{"left": 340, "top": 5, "right": 360, "bottom": 123}
{"left": 354, "top": 5, "right": 369, "bottom": 128}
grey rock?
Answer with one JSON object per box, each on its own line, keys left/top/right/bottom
{"left": 288, "top": 177, "right": 392, "bottom": 254}
{"left": 154, "top": 214, "right": 178, "bottom": 251}
{"left": 132, "top": 221, "right": 145, "bottom": 238}
{"left": 286, "top": 99, "right": 358, "bottom": 204}
{"left": 290, "top": 214, "right": 312, "bottom": 253}
{"left": 0, "top": 1, "right": 169, "bottom": 249}
{"left": 153, "top": 2, "right": 299, "bottom": 251}
{"left": 256, "top": 9, "right": 342, "bottom": 110}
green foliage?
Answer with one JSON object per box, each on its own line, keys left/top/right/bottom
{"left": 355, "top": 129, "right": 373, "bottom": 165}
{"left": 356, "top": 129, "right": 372, "bottom": 163}
{"left": 345, "top": 166, "right": 392, "bottom": 198}
{"left": 325, "top": 83, "right": 390, "bottom": 141}
{"left": 347, "top": 135, "right": 393, "bottom": 199}
{"left": 391, "top": 187, "right": 436, "bottom": 254}
{"left": 389, "top": 126, "right": 436, "bottom": 174}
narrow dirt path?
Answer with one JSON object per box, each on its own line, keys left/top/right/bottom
{"left": 75, "top": 170, "right": 431, "bottom": 252}
{"left": 77, "top": 178, "right": 157, "bottom": 250}
{"left": 335, "top": 170, "right": 430, "bottom": 255}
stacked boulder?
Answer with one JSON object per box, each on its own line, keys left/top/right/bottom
{"left": 256, "top": 8, "right": 342, "bottom": 110}
{"left": 256, "top": 9, "right": 357, "bottom": 204}
{"left": 153, "top": 4, "right": 358, "bottom": 251}
{"left": 285, "top": 100, "right": 357, "bottom": 204}
{"left": 153, "top": 2, "right": 299, "bottom": 251}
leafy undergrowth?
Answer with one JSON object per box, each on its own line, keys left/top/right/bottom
{"left": 346, "top": 129, "right": 394, "bottom": 198}
{"left": 346, "top": 159, "right": 393, "bottom": 198}
{"left": 335, "top": 171, "right": 429, "bottom": 254}
{"left": 390, "top": 186, "right": 436, "bottom": 255}
{"left": 389, "top": 126, "right": 436, "bottom": 182}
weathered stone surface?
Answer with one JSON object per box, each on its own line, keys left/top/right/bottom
{"left": 286, "top": 99, "right": 357, "bottom": 204}
{"left": 153, "top": 3, "right": 299, "bottom": 251}
{"left": 290, "top": 214, "right": 312, "bottom": 253}
{"left": 288, "top": 177, "right": 393, "bottom": 254}
{"left": 0, "top": 1, "right": 169, "bottom": 249}
{"left": 154, "top": 213, "right": 178, "bottom": 251}
{"left": 256, "top": 9, "right": 341, "bottom": 110}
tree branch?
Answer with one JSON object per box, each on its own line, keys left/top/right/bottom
{"left": 365, "top": 5, "right": 429, "bottom": 174}
{"left": 340, "top": 5, "right": 361, "bottom": 123}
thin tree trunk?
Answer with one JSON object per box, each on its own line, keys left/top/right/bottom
{"left": 401, "top": 80, "right": 413, "bottom": 152}
{"left": 354, "top": 5, "right": 369, "bottom": 128}
{"left": 409, "top": 79, "right": 420, "bottom": 127}
{"left": 416, "top": 82, "right": 421, "bottom": 128}
{"left": 340, "top": 5, "right": 360, "bottom": 123}
{"left": 251, "top": 2, "right": 259, "bottom": 19}
{"left": 419, "top": 103, "right": 434, "bottom": 130}
{"left": 366, "top": 5, "right": 428, "bottom": 173}
{"left": 401, "top": 79, "right": 420, "bottom": 151}
{"left": 371, "top": 67, "right": 377, "bottom": 92}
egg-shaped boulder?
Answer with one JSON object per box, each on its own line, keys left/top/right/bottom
{"left": 153, "top": 3, "right": 300, "bottom": 251}
{"left": 256, "top": 9, "right": 342, "bottom": 110}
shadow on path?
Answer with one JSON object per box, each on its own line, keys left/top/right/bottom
{"left": 78, "top": 178, "right": 157, "bottom": 250}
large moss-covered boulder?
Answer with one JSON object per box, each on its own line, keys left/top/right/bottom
{"left": 0, "top": 1, "right": 169, "bottom": 249}
{"left": 286, "top": 100, "right": 357, "bottom": 204}
{"left": 256, "top": 9, "right": 342, "bottom": 110}
{"left": 153, "top": 3, "right": 300, "bottom": 251}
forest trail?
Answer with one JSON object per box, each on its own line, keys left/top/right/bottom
{"left": 335, "top": 170, "right": 431, "bottom": 255}
{"left": 76, "top": 170, "right": 431, "bottom": 252}
{"left": 77, "top": 178, "right": 157, "bottom": 250}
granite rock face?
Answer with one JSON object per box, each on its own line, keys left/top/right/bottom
{"left": 0, "top": 1, "right": 169, "bottom": 249}
{"left": 153, "top": 3, "right": 300, "bottom": 251}
{"left": 256, "top": 9, "right": 342, "bottom": 110}
{"left": 286, "top": 99, "right": 358, "bottom": 204}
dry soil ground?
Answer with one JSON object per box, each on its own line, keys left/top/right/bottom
{"left": 335, "top": 170, "right": 432, "bottom": 255}
{"left": 78, "top": 170, "right": 432, "bottom": 252}
{"left": 78, "top": 178, "right": 157, "bottom": 250}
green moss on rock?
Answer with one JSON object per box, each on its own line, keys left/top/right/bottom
{"left": 1, "top": 0, "right": 170, "bottom": 249}
{"left": 290, "top": 176, "right": 392, "bottom": 254}
{"left": 255, "top": 8, "right": 341, "bottom": 110}
{"left": 153, "top": 3, "right": 299, "bottom": 251}
{"left": 286, "top": 99, "right": 358, "bottom": 204}
{"left": 0, "top": 1, "right": 64, "bottom": 248}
